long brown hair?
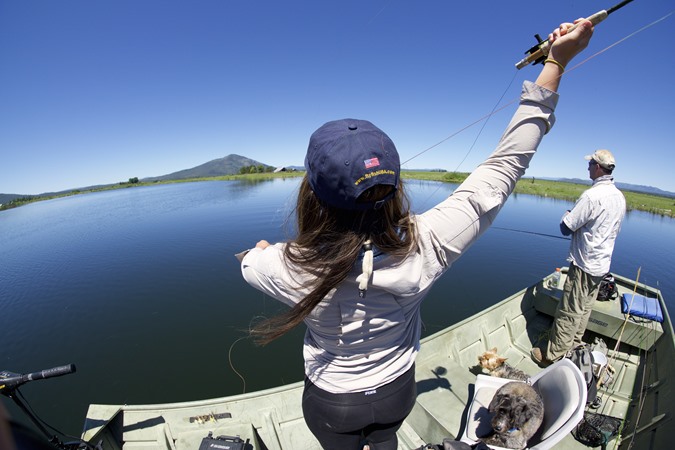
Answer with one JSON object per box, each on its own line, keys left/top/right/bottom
{"left": 250, "top": 175, "right": 416, "bottom": 345}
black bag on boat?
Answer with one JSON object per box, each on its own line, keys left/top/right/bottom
{"left": 596, "top": 273, "right": 618, "bottom": 301}
{"left": 572, "top": 411, "right": 622, "bottom": 447}
{"left": 566, "top": 345, "right": 598, "bottom": 403}
{"left": 199, "top": 432, "right": 252, "bottom": 450}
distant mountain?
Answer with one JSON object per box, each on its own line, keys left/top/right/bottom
{"left": 143, "top": 154, "right": 272, "bottom": 182}
{"left": 0, "top": 155, "right": 276, "bottom": 204}
{"left": 554, "top": 178, "right": 675, "bottom": 199}
{"left": 0, "top": 193, "right": 23, "bottom": 204}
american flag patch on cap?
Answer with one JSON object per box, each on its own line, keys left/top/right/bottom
{"left": 364, "top": 158, "right": 380, "bottom": 169}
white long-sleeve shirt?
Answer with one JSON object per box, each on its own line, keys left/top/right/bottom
{"left": 241, "top": 81, "right": 559, "bottom": 394}
{"left": 563, "top": 175, "right": 625, "bottom": 276}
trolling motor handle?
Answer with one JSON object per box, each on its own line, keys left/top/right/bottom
{"left": 515, "top": 10, "right": 609, "bottom": 69}
{"left": 0, "top": 364, "right": 76, "bottom": 393}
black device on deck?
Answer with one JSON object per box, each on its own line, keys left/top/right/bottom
{"left": 198, "top": 431, "right": 253, "bottom": 450}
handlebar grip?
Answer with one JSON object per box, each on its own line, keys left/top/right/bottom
{"left": 32, "top": 364, "right": 76, "bottom": 381}
{"left": 0, "top": 364, "right": 76, "bottom": 390}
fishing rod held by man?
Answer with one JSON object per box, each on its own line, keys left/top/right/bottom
{"left": 515, "top": 0, "right": 634, "bottom": 69}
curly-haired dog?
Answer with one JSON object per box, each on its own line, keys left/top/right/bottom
{"left": 478, "top": 348, "right": 530, "bottom": 382}
{"left": 481, "top": 381, "right": 544, "bottom": 449}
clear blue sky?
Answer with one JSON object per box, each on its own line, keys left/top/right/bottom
{"left": 1, "top": 1, "right": 673, "bottom": 195}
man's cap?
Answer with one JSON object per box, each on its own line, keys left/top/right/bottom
{"left": 305, "top": 119, "right": 400, "bottom": 210}
{"left": 585, "top": 149, "right": 616, "bottom": 170}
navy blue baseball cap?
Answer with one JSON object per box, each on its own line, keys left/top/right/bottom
{"left": 305, "top": 119, "right": 400, "bottom": 210}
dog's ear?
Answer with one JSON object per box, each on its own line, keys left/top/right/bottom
{"left": 487, "top": 393, "right": 500, "bottom": 411}
{"left": 488, "top": 393, "right": 507, "bottom": 412}
{"left": 490, "top": 347, "right": 498, "bottom": 353}
{"left": 510, "top": 397, "right": 529, "bottom": 426}
{"left": 528, "top": 395, "right": 544, "bottom": 419}
{"left": 513, "top": 396, "right": 541, "bottom": 426}
{"left": 497, "top": 356, "right": 507, "bottom": 365}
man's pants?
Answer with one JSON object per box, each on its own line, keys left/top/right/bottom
{"left": 546, "top": 263, "right": 603, "bottom": 361}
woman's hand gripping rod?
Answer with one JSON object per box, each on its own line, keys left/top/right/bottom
{"left": 515, "top": 0, "right": 634, "bottom": 69}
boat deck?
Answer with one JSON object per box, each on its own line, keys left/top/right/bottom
{"left": 82, "top": 270, "right": 672, "bottom": 450}
{"left": 409, "top": 271, "right": 653, "bottom": 449}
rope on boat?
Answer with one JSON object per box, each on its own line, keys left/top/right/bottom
{"left": 621, "top": 289, "right": 663, "bottom": 450}
{"left": 588, "top": 268, "right": 666, "bottom": 450}
{"left": 593, "top": 267, "right": 647, "bottom": 450}
{"left": 600, "top": 267, "right": 642, "bottom": 391}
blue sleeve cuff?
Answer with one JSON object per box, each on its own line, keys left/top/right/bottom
{"left": 560, "top": 221, "right": 573, "bottom": 236}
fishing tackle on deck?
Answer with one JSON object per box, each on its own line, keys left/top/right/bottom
{"left": 515, "top": 0, "right": 635, "bottom": 69}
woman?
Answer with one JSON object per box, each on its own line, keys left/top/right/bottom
{"left": 240, "top": 19, "right": 595, "bottom": 450}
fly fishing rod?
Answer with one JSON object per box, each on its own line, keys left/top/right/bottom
{"left": 491, "top": 226, "right": 570, "bottom": 241}
{"left": 515, "top": 0, "right": 635, "bottom": 69}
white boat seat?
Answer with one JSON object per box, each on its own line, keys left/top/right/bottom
{"left": 460, "top": 358, "right": 587, "bottom": 450}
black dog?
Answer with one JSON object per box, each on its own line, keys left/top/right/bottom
{"left": 481, "top": 382, "right": 544, "bottom": 449}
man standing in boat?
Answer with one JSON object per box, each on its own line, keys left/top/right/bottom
{"left": 531, "top": 149, "right": 625, "bottom": 367}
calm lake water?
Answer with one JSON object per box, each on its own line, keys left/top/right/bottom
{"left": 1, "top": 178, "right": 673, "bottom": 437}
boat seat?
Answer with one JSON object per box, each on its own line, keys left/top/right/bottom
{"left": 459, "top": 358, "right": 587, "bottom": 449}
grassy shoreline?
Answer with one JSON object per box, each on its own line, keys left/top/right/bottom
{"left": 403, "top": 171, "right": 674, "bottom": 218}
{"left": 2, "top": 171, "right": 673, "bottom": 218}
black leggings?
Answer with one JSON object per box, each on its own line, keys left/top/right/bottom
{"left": 301, "top": 365, "right": 417, "bottom": 450}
